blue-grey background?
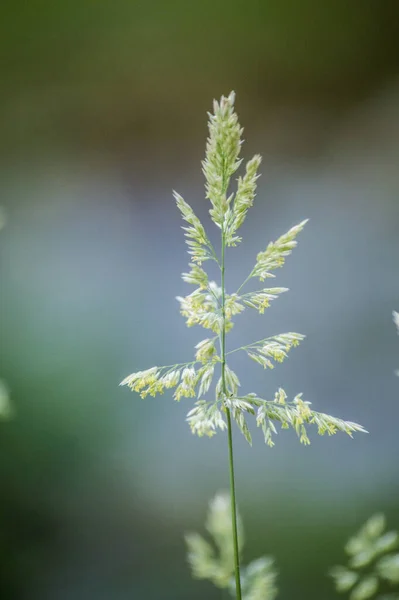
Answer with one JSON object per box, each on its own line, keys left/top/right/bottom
{"left": 0, "top": 2, "right": 398, "bottom": 598}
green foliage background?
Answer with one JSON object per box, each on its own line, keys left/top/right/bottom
{"left": 0, "top": 1, "right": 399, "bottom": 598}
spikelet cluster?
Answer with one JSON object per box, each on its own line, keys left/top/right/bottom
{"left": 202, "top": 91, "right": 243, "bottom": 229}
{"left": 252, "top": 220, "right": 308, "bottom": 281}
{"left": 121, "top": 91, "right": 365, "bottom": 447}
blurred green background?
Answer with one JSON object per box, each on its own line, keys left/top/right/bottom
{"left": 1, "top": 1, "right": 399, "bottom": 598}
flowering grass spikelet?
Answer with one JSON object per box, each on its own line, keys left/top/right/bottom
{"left": 186, "top": 400, "right": 227, "bottom": 437}
{"left": 250, "top": 219, "right": 308, "bottom": 281}
{"left": 195, "top": 338, "right": 217, "bottom": 363}
{"left": 203, "top": 91, "right": 242, "bottom": 229}
{"left": 225, "top": 153, "right": 262, "bottom": 246}
{"left": 174, "top": 191, "right": 216, "bottom": 264}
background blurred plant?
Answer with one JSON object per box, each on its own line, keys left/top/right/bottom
{"left": 0, "top": 380, "right": 11, "bottom": 420}
{"left": 188, "top": 503, "right": 399, "bottom": 600}
{"left": 330, "top": 315, "right": 399, "bottom": 600}
{"left": 186, "top": 492, "right": 278, "bottom": 600}
{"left": 331, "top": 514, "right": 399, "bottom": 600}
{"left": 186, "top": 504, "right": 399, "bottom": 600}
{"left": 0, "top": 209, "right": 11, "bottom": 420}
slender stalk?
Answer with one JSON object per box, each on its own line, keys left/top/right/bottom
{"left": 221, "top": 230, "right": 242, "bottom": 600}
{"left": 236, "top": 272, "right": 253, "bottom": 295}
{"left": 226, "top": 409, "right": 242, "bottom": 599}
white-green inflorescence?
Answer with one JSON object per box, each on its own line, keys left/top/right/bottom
{"left": 121, "top": 91, "right": 366, "bottom": 447}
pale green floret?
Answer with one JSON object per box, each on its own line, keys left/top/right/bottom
{"left": 121, "top": 362, "right": 200, "bottom": 399}
{"left": 186, "top": 493, "right": 277, "bottom": 599}
{"left": 195, "top": 338, "right": 217, "bottom": 363}
{"left": 241, "top": 287, "right": 288, "bottom": 314}
{"left": 174, "top": 191, "right": 217, "bottom": 264}
{"left": 177, "top": 287, "right": 224, "bottom": 334}
{"left": 197, "top": 363, "right": 215, "bottom": 397}
{"left": 225, "top": 153, "right": 262, "bottom": 246}
{"left": 213, "top": 367, "right": 241, "bottom": 402}
{"left": 202, "top": 91, "right": 243, "bottom": 229}
{"left": 275, "top": 388, "right": 287, "bottom": 404}
{"left": 250, "top": 220, "right": 309, "bottom": 282}
{"left": 174, "top": 367, "right": 198, "bottom": 401}
{"left": 120, "top": 366, "right": 161, "bottom": 398}
{"left": 159, "top": 370, "right": 180, "bottom": 389}
{"left": 182, "top": 263, "right": 209, "bottom": 289}
{"left": 331, "top": 513, "right": 399, "bottom": 599}
{"left": 230, "top": 332, "right": 305, "bottom": 371}
{"left": 186, "top": 401, "right": 227, "bottom": 437}
{"left": 177, "top": 281, "right": 236, "bottom": 335}
{"left": 225, "top": 293, "right": 245, "bottom": 318}
{"left": 120, "top": 366, "right": 158, "bottom": 387}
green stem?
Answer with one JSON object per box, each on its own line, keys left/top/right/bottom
{"left": 226, "top": 408, "right": 242, "bottom": 599}
{"left": 221, "top": 230, "right": 242, "bottom": 600}
{"left": 236, "top": 272, "right": 253, "bottom": 295}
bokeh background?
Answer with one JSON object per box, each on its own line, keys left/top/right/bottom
{"left": 1, "top": 1, "right": 399, "bottom": 598}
